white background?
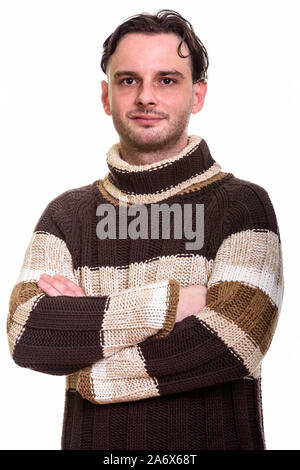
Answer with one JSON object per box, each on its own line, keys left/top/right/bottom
{"left": 0, "top": 0, "right": 299, "bottom": 450}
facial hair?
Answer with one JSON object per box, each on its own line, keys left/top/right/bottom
{"left": 110, "top": 99, "right": 193, "bottom": 154}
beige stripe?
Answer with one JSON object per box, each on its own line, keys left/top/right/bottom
{"left": 77, "top": 346, "right": 159, "bottom": 404}
{"left": 196, "top": 307, "right": 264, "bottom": 374}
{"left": 97, "top": 171, "right": 229, "bottom": 207}
{"left": 66, "top": 372, "right": 80, "bottom": 391}
{"left": 204, "top": 280, "right": 279, "bottom": 356}
{"left": 76, "top": 366, "right": 95, "bottom": 402}
{"left": 96, "top": 179, "right": 127, "bottom": 207}
{"left": 9, "top": 281, "right": 42, "bottom": 322}
{"left": 208, "top": 230, "right": 284, "bottom": 309}
{"left": 101, "top": 279, "right": 173, "bottom": 357}
{"left": 73, "top": 280, "right": 278, "bottom": 403}
{"left": 74, "top": 310, "right": 265, "bottom": 404}
{"left": 102, "top": 162, "right": 222, "bottom": 205}
{"left": 156, "top": 278, "right": 180, "bottom": 339}
{"left": 176, "top": 171, "right": 230, "bottom": 195}
{"left": 8, "top": 231, "right": 78, "bottom": 355}
{"left": 74, "top": 319, "right": 264, "bottom": 404}
{"left": 7, "top": 322, "right": 25, "bottom": 356}
{"left": 106, "top": 135, "right": 203, "bottom": 172}
{"left": 73, "top": 229, "right": 283, "bottom": 306}
{"left": 250, "top": 364, "right": 262, "bottom": 379}
{"left": 7, "top": 293, "right": 45, "bottom": 353}
{"left": 74, "top": 254, "right": 213, "bottom": 297}
{"left": 16, "top": 232, "right": 77, "bottom": 284}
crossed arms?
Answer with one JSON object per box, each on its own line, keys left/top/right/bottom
{"left": 7, "top": 184, "right": 284, "bottom": 403}
{"left": 37, "top": 273, "right": 207, "bottom": 323}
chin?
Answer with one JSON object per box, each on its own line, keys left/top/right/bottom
{"left": 134, "top": 133, "right": 165, "bottom": 143}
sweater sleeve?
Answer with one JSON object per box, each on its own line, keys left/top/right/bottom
{"left": 7, "top": 198, "right": 179, "bottom": 376}
{"left": 73, "top": 183, "right": 284, "bottom": 404}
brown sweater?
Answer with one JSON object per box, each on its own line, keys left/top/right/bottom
{"left": 7, "top": 135, "right": 284, "bottom": 450}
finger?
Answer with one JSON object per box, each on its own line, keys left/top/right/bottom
{"left": 39, "top": 278, "right": 78, "bottom": 296}
{"left": 49, "top": 277, "right": 74, "bottom": 295}
{"left": 39, "top": 274, "right": 70, "bottom": 295}
{"left": 38, "top": 278, "right": 63, "bottom": 296}
{"left": 39, "top": 274, "right": 86, "bottom": 297}
{"left": 52, "top": 274, "right": 85, "bottom": 296}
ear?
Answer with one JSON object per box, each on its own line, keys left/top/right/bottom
{"left": 101, "top": 80, "right": 111, "bottom": 116}
{"left": 191, "top": 81, "right": 207, "bottom": 114}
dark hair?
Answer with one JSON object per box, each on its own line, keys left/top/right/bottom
{"left": 100, "top": 9, "right": 209, "bottom": 83}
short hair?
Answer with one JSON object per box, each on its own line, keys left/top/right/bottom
{"left": 100, "top": 9, "right": 209, "bottom": 83}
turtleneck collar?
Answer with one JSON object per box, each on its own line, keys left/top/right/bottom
{"left": 100, "top": 135, "right": 224, "bottom": 205}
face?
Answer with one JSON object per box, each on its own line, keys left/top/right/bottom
{"left": 101, "top": 32, "right": 207, "bottom": 152}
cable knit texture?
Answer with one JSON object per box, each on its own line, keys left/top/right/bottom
{"left": 7, "top": 135, "right": 284, "bottom": 450}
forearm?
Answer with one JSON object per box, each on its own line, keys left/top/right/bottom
{"left": 72, "top": 223, "right": 284, "bottom": 404}
{"left": 7, "top": 210, "right": 180, "bottom": 375}
{"left": 8, "top": 275, "right": 179, "bottom": 375}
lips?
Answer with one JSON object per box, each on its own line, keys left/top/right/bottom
{"left": 130, "top": 115, "right": 164, "bottom": 125}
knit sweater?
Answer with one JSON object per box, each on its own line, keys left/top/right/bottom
{"left": 7, "top": 135, "right": 284, "bottom": 450}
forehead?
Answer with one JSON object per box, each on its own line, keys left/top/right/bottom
{"left": 108, "top": 32, "right": 191, "bottom": 76}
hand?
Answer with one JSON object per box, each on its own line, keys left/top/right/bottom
{"left": 37, "top": 273, "right": 86, "bottom": 297}
{"left": 175, "top": 284, "right": 207, "bottom": 323}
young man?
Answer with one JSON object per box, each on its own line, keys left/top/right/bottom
{"left": 7, "top": 9, "right": 284, "bottom": 450}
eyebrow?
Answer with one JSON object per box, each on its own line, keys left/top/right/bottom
{"left": 113, "top": 70, "right": 185, "bottom": 80}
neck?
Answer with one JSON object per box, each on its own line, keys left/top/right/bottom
{"left": 118, "top": 132, "right": 189, "bottom": 166}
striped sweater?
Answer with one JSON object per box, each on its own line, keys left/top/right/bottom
{"left": 7, "top": 135, "right": 284, "bottom": 450}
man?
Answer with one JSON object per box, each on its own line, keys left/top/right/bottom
{"left": 7, "top": 9, "right": 284, "bottom": 450}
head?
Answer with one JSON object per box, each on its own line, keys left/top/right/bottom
{"left": 100, "top": 9, "right": 209, "bottom": 152}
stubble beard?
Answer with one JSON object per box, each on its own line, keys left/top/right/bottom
{"left": 110, "top": 105, "right": 193, "bottom": 153}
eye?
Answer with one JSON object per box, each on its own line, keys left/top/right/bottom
{"left": 119, "top": 77, "right": 177, "bottom": 86}
{"left": 161, "top": 78, "right": 176, "bottom": 85}
{"left": 120, "top": 78, "right": 136, "bottom": 85}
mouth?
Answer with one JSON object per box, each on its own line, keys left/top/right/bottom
{"left": 130, "top": 115, "right": 165, "bottom": 125}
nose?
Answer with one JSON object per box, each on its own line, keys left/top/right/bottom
{"left": 134, "top": 81, "right": 157, "bottom": 108}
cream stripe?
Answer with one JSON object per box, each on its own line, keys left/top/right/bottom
{"left": 7, "top": 322, "right": 24, "bottom": 356}
{"left": 75, "top": 319, "right": 263, "bottom": 404}
{"left": 8, "top": 293, "right": 45, "bottom": 353}
{"left": 196, "top": 307, "right": 264, "bottom": 374}
{"left": 101, "top": 280, "right": 171, "bottom": 357}
{"left": 249, "top": 364, "right": 262, "bottom": 379}
{"left": 102, "top": 162, "right": 222, "bottom": 205}
{"left": 106, "top": 135, "right": 203, "bottom": 172}
{"left": 74, "top": 311, "right": 265, "bottom": 404}
{"left": 208, "top": 230, "right": 284, "bottom": 308}
{"left": 74, "top": 254, "right": 213, "bottom": 297}
{"left": 91, "top": 377, "right": 160, "bottom": 404}
{"left": 78, "top": 346, "right": 159, "bottom": 404}
{"left": 16, "top": 232, "right": 77, "bottom": 284}
{"left": 8, "top": 231, "right": 77, "bottom": 353}
{"left": 73, "top": 230, "right": 283, "bottom": 308}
